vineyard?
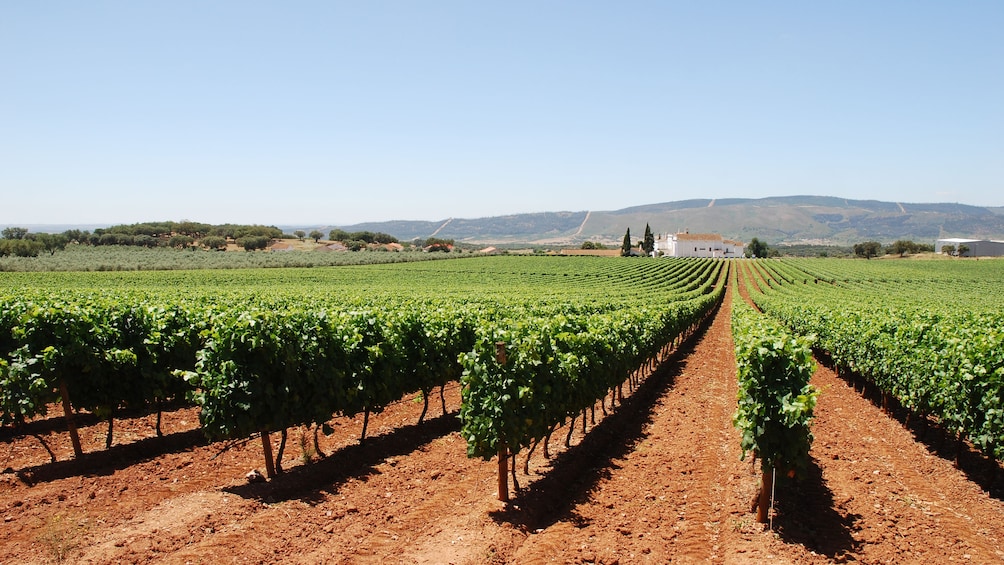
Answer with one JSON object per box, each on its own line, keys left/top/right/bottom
{"left": 1, "top": 257, "right": 723, "bottom": 477}
{"left": 2, "top": 256, "right": 1004, "bottom": 563}
{"left": 747, "top": 258, "right": 1004, "bottom": 466}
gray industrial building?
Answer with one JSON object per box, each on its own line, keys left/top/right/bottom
{"left": 935, "top": 238, "right": 1004, "bottom": 257}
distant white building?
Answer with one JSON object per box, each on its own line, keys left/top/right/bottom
{"left": 653, "top": 232, "right": 745, "bottom": 258}
{"left": 936, "top": 238, "right": 1004, "bottom": 257}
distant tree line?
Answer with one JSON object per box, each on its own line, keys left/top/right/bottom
{"left": 325, "top": 229, "right": 408, "bottom": 252}
{"left": 853, "top": 239, "right": 935, "bottom": 259}
{"left": 98, "top": 222, "right": 282, "bottom": 241}
{"left": 1, "top": 227, "right": 68, "bottom": 257}
{"left": 328, "top": 229, "right": 399, "bottom": 245}
{"left": 0, "top": 222, "right": 289, "bottom": 257}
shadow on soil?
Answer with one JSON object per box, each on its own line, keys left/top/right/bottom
{"left": 772, "top": 457, "right": 862, "bottom": 559}
{"left": 487, "top": 303, "right": 720, "bottom": 531}
{"left": 0, "top": 399, "right": 190, "bottom": 443}
{"left": 0, "top": 413, "right": 101, "bottom": 442}
{"left": 815, "top": 351, "right": 1004, "bottom": 502}
{"left": 10, "top": 428, "right": 208, "bottom": 486}
{"left": 223, "top": 410, "right": 460, "bottom": 504}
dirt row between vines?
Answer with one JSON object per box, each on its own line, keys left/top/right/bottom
{"left": 3, "top": 275, "right": 1004, "bottom": 563}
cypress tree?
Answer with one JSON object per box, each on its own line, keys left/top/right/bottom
{"left": 621, "top": 228, "right": 632, "bottom": 257}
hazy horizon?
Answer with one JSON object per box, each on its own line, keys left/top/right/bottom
{"left": 3, "top": 194, "right": 1001, "bottom": 233}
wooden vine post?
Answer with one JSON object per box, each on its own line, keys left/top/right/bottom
{"left": 495, "top": 341, "right": 509, "bottom": 503}
{"left": 756, "top": 466, "right": 774, "bottom": 523}
{"left": 58, "top": 379, "right": 83, "bottom": 459}
{"left": 260, "top": 431, "right": 277, "bottom": 479}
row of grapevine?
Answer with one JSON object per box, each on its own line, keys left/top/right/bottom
{"left": 188, "top": 302, "right": 477, "bottom": 470}
{"left": 749, "top": 258, "right": 1004, "bottom": 463}
{"left": 731, "top": 278, "right": 817, "bottom": 523}
{"left": 462, "top": 284, "right": 723, "bottom": 471}
{"left": 1, "top": 256, "right": 725, "bottom": 478}
{"left": 460, "top": 262, "right": 725, "bottom": 499}
{"left": 0, "top": 298, "right": 200, "bottom": 456}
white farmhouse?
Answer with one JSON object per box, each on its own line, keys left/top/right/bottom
{"left": 653, "top": 232, "right": 745, "bottom": 258}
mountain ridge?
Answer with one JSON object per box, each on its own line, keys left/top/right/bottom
{"left": 326, "top": 196, "right": 1004, "bottom": 246}
{"left": 7, "top": 196, "right": 1002, "bottom": 247}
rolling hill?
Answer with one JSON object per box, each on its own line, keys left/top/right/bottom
{"left": 325, "top": 196, "right": 1004, "bottom": 247}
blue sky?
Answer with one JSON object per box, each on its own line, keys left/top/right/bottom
{"left": 3, "top": 1, "right": 1002, "bottom": 226}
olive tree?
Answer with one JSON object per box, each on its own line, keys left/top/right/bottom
{"left": 2, "top": 227, "right": 29, "bottom": 240}
{"left": 237, "top": 236, "right": 270, "bottom": 251}
{"left": 169, "top": 235, "right": 195, "bottom": 249}
{"left": 888, "top": 240, "right": 920, "bottom": 257}
{"left": 853, "top": 241, "right": 883, "bottom": 259}
{"left": 201, "top": 236, "right": 228, "bottom": 250}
